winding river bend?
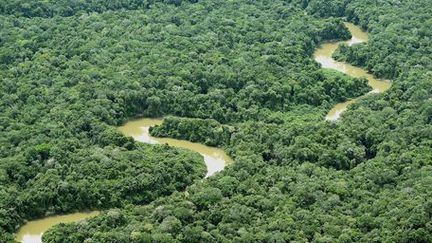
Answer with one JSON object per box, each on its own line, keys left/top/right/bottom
{"left": 15, "top": 119, "right": 232, "bottom": 243}
{"left": 15, "top": 212, "right": 99, "bottom": 243}
{"left": 118, "top": 118, "right": 233, "bottom": 177}
{"left": 314, "top": 22, "right": 391, "bottom": 121}
{"left": 15, "top": 22, "right": 384, "bottom": 243}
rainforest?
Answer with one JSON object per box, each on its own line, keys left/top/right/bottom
{"left": 0, "top": 0, "right": 431, "bottom": 242}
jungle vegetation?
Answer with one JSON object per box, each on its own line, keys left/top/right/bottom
{"left": 0, "top": 0, "right": 431, "bottom": 242}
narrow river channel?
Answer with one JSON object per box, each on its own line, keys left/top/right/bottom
{"left": 314, "top": 22, "right": 391, "bottom": 121}
{"left": 15, "top": 22, "right": 383, "bottom": 243}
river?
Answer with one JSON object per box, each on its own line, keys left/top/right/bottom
{"left": 118, "top": 118, "right": 233, "bottom": 178}
{"left": 15, "top": 212, "right": 99, "bottom": 243}
{"left": 15, "top": 22, "right": 382, "bottom": 243}
{"left": 314, "top": 22, "right": 391, "bottom": 121}
{"left": 15, "top": 119, "right": 232, "bottom": 243}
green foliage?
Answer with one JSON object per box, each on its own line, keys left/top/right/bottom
{"left": 305, "top": 0, "right": 347, "bottom": 17}
{"left": 150, "top": 117, "right": 234, "bottom": 146}
{"left": 0, "top": 143, "right": 205, "bottom": 240}
{"left": 0, "top": 0, "right": 431, "bottom": 242}
{"left": 0, "top": 0, "right": 153, "bottom": 18}
{"left": 0, "top": 1, "right": 367, "bottom": 124}
{"left": 329, "top": 0, "right": 431, "bottom": 80}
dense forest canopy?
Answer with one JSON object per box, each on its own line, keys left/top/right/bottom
{"left": 0, "top": 0, "right": 431, "bottom": 242}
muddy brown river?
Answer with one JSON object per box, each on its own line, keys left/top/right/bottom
{"left": 314, "top": 22, "right": 391, "bottom": 121}
{"left": 15, "top": 212, "right": 99, "bottom": 243}
{"left": 118, "top": 118, "right": 233, "bottom": 177}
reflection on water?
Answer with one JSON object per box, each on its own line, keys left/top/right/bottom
{"left": 314, "top": 22, "right": 391, "bottom": 121}
{"left": 15, "top": 212, "right": 99, "bottom": 243}
{"left": 119, "top": 118, "right": 232, "bottom": 177}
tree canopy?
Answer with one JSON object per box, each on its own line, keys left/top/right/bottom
{"left": 0, "top": 0, "right": 431, "bottom": 242}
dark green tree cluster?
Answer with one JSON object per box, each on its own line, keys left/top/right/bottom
{"left": 0, "top": 1, "right": 368, "bottom": 123}
{"left": 0, "top": 0, "right": 431, "bottom": 242}
{"left": 0, "top": 0, "right": 167, "bottom": 18}
{"left": 0, "top": 141, "right": 205, "bottom": 241}
{"left": 150, "top": 117, "right": 234, "bottom": 147}
{"left": 333, "top": 0, "right": 431, "bottom": 79}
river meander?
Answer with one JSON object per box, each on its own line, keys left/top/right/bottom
{"left": 314, "top": 22, "right": 391, "bottom": 121}
{"left": 118, "top": 118, "right": 233, "bottom": 177}
{"left": 15, "top": 118, "right": 232, "bottom": 242}
{"left": 15, "top": 212, "right": 99, "bottom": 243}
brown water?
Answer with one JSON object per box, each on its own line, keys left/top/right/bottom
{"left": 15, "top": 212, "right": 99, "bottom": 243}
{"left": 118, "top": 118, "right": 233, "bottom": 177}
{"left": 314, "top": 22, "right": 391, "bottom": 121}
{"left": 15, "top": 118, "right": 232, "bottom": 242}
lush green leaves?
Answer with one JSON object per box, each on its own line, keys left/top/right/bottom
{"left": 0, "top": 0, "right": 431, "bottom": 242}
